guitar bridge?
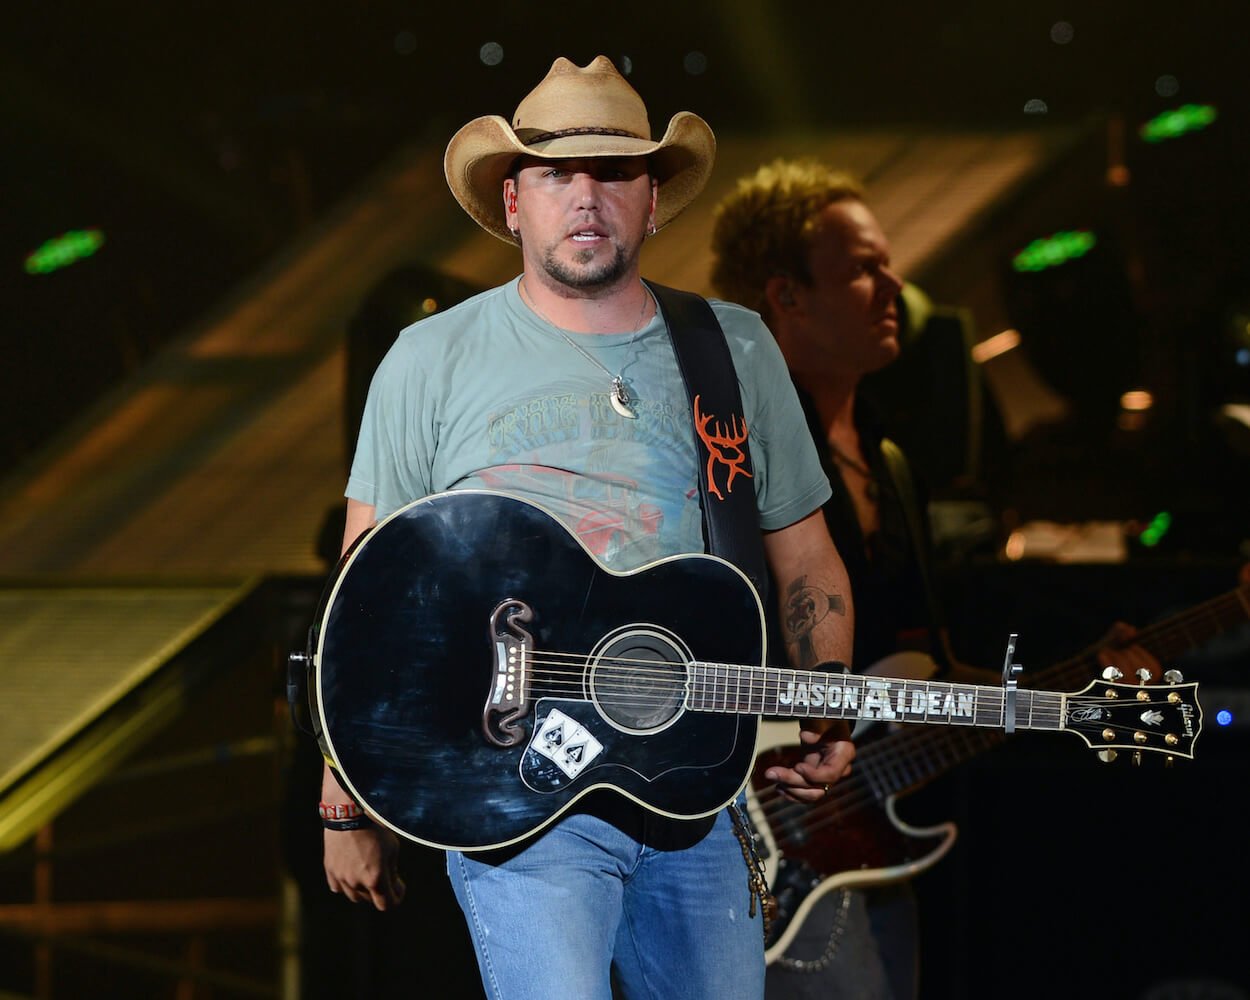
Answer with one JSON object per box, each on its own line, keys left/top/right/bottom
{"left": 483, "top": 599, "right": 533, "bottom": 747}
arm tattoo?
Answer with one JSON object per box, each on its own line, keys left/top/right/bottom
{"left": 782, "top": 575, "right": 847, "bottom": 667}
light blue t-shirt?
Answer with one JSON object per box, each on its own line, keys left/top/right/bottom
{"left": 347, "top": 277, "right": 831, "bottom": 570}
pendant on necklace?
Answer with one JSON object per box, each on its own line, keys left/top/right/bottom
{"left": 610, "top": 376, "right": 638, "bottom": 419}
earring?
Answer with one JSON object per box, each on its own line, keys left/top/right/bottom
{"left": 647, "top": 222, "right": 657, "bottom": 237}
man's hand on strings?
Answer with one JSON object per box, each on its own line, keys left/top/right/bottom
{"left": 764, "top": 719, "right": 855, "bottom": 804}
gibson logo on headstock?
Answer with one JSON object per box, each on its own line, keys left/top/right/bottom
{"left": 1181, "top": 702, "right": 1196, "bottom": 736}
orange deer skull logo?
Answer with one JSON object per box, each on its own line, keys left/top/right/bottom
{"left": 693, "top": 394, "right": 752, "bottom": 500}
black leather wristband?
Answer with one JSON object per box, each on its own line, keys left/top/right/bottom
{"left": 322, "top": 815, "right": 373, "bottom": 832}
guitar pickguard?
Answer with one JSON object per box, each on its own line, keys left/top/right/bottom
{"left": 520, "top": 697, "right": 749, "bottom": 795}
{"left": 523, "top": 706, "right": 605, "bottom": 789}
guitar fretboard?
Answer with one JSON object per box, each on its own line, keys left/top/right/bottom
{"left": 687, "top": 663, "right": 1066, "bottom": 732}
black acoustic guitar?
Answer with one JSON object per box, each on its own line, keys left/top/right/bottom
{"left": 305, "top": 490, "right": 1202, "bottom": 852}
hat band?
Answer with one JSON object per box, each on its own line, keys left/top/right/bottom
{"left": 521, "top": 125, "right": 648, "bottom": 146}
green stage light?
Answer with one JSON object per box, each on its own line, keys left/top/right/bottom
{"left": 1139, "top": 104, "right": 1217, "bottom": 143}
{"left": 1139, "top": 511, "right": 1172, "bottom": 548}
{"left": 24, "top": 228, "right": 105, "bottom": 275}
{"left": 1011, "top": 230, "right": 1096, "bottom": 273}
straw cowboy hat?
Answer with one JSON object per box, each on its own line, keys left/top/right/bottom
{"left": 444, "top": 55, "right": 717, "bottom": 243}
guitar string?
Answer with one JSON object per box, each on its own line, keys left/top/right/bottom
{"left": 521, "top": 646, "right": 1034, "bottom": 694}
{"left": 750, "top": 725, "right": 998, "bottom": 843}
{"left": 510, "top": 654, "right": 1080, "bottom": 725}
{"left": 517, "top": 680, "right": 1067, "bottom": 725}
{"left": 520, "top": 651, "right": 1066, "bottom": 693}
{"left": 517, "top": 662, "right": 1178, "bottom": 717}
{"left": 507, "top": 662, "right": 1175, "bottom": 765}
{"left": 1045, "top": 583, "right": 1248, "bottom": 682}
{"left": 758, "top": 716, "right": 999, "bottom": 811}
{"left": 512, "top": 640, "right": 1192, "bottom": 723}
{"left": 734, "top": 739, "right": 972, "bottom": 849}
{"left": 519, "top": 652, "right": 1024, "bottom": 700}
{"left": 763, "top": 727, "right": 1048, "bottom": 846}
{"left": 758, "top": 728, "right": 1017, "bottom": 847}
{"left": 516, "top": 655, "right": 1074, "bottom": 714}
{"left": 749, "top": 726, "right": 988, "bottom": 841}
{"left": 517, "top": 654, "right": 1058, "bottom": 708}
{"left": 752, "top": 774, "right": 872, "bottom": 845}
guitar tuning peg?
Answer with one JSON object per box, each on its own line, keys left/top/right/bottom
{"left": 1101, "top": 666, "right": 1123, "bottom": 681}
{"left": 1097, "top": 749, "right": 1118, "bottom": 763}
{"left": 1136, "top": 668, "right": 1153, "bottom": 684}
{"left": 1163, "top": 669, "right": 1184, "bottom": 684}
{"left": 1132, "top": 751, "right": 1143, "bottom": 766}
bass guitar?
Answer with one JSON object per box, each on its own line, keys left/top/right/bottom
{"left": 302, "top": 490, "right": 1202, "bottom": 852}
{"left": 750, "top": 583, "right": 1246, "bottom": 961}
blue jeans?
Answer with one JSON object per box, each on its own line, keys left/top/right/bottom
{"left": 448, "top": 793, "right": 765, "bottom": 1000}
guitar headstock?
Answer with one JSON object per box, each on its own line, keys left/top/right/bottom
{"left": 1064, "top": 677, "right": 1202, "bottom": 761}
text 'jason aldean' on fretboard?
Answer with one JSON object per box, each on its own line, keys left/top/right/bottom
{"left": 687, "top": 665, "right": 1061, "bottom": 731}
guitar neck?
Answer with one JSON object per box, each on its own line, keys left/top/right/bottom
{"left": 688, "top": 664, "right": 1066, "bottom": 733}
{"left": 1044, "top": 582, "right": 1250, "bottom": 691}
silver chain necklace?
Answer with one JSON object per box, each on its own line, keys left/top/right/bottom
{"left": 829, "top": 441, "right": 881, "bottom": 502}
{"left": 520, "top": 276, "right": 652, "bottom": 419}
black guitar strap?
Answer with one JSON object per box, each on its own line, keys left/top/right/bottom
{"left": 879, "top": 437, "right": 946, "bottom": 632}
{"left": 646, "top": 282, "right": 779, "bottom": 935}
{"left": 645, "top": 281, "right": 769, "bottom": 603}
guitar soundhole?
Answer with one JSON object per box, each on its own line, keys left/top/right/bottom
{"left": 588, "top": 626, "right": 690, "bottom": 735}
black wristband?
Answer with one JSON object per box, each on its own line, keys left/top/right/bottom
{"left": 322, "top": 815, "right": 374, "bottom": 832}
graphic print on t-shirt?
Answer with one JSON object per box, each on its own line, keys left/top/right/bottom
{"left": 476, "top": 375, "right": 702, "bottom": 569}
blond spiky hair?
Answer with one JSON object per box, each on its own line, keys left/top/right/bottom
{"left": 709, "top": 159, "right": 865, "bottom": 320}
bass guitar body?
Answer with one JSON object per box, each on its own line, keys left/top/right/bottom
{"left": 749, "top": 720, "right": 956, "bottom": 961}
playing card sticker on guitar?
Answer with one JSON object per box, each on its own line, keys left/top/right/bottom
{"left": 531, "top": 708, "right": 604, "bottom": 780}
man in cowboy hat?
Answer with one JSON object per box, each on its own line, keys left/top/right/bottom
{"left": 320, "top": 57, "right": 857, "bottom": 1000}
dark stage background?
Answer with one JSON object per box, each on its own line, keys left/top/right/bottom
{"left": 2, "top": 3, "right": 1248, "bottom": 998}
